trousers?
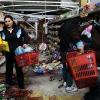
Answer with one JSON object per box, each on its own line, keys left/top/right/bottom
{"left": 5, "top": 52, "right": 24, "bottom": 89}
{"left": 60, "top": 52, "right": 73, "bottom": 87}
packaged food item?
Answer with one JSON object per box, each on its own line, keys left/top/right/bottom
{"left": 2, "top": 41, "right": 10, "bottom": 52}
{"left": 0, "top": 36, "right": 10, "bottom": 52}
{"left": 0, "top": 36, "right": 3, "bottom": 44}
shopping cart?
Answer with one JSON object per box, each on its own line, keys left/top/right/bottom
{"left": 67, "top": 50, "right": 98, "bottom": 88}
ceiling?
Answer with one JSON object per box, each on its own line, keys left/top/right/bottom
{"left": 0, "top": 0, "right": 79, "bottom": 15}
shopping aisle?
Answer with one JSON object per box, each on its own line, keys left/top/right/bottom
{"left": 26, "top": 75, "right": 89, "bottom": 100}
{"left": 0, "top": 64, "right": 89, "bottom": 100}
{"left": 23, "top": 67, "right": 89, "bottom": 100}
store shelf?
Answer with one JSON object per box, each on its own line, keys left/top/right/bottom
{"left": 47, "top": 22, "right": 60, "bottom": 49}
{"left": 47, "top": 35, "right": 60, "bottom": 43}
{"left": 48, "top": 40, "right": 59, "bottom": 48}
{"left": 48, "top": 15, "right": 79, "bottom": 25}
{"left": 48, "top": 25, "right": 61, "bottom": 29}
{"left": 48, "top": 8, "right": 100, "bottom": 25}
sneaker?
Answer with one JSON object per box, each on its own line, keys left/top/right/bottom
{"left": 65, "top": 85, "right": 78, "bottom": 92}
{"left": 63, "top": 82, "right": 67, "bottom": 87}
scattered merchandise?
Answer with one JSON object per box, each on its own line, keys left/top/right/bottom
{"left": 33, "top": 66, "right": 45, "bottom": 74}
{"left": 0, "top": 83, "right": 6, "bottom": 99}
{"left": 52, "top": 50, "right": 61, "bottom": 60}
{"left": 0, "top": 84, "right": 6, "bottom": 92}
{"left": 33, "top": 60, "right": 63, "bottom": 76}
{"left": 39, "top": 42, "right": 47, "bottom": 51}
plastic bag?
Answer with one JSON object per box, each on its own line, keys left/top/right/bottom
{"left": 76, "top": 41, "right": 84, "bottom": 50}
{"left": 0, "top": 36, "right": 10, "bottom": 52}
{"left": 23, "top": 46, "right": 33, "bottom": 53}
{"left": 15, "top": 45, "right": 33, "bottom": 55}
{"left": 81, "top": 25, "right": 93, "bottom": 38}
{"left": 0, "top": 36, "right": 3, "bottom": 44}
{"left": 2, "top": 41, "right": 10, "bottom": 52}
{"left": 0, "top": 36, "right": 4, "bottom": 51}
{"left": 15, "top": 46, "right": 24, "bottom": 56}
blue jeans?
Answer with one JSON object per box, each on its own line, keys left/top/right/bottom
{"left": 60, "top": 52, "right": 73, "bottom": 87}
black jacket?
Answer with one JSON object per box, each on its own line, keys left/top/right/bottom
{"left": 1, "top": 26, "right": 30, "bottom": 52}
{"left": 58, "top": 21, "right": 80, "bottom": 52}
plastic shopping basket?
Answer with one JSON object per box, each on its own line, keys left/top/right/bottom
{"left": 66, "top": 50, "right": 98, "bottom": 88}
{"left": 15, "top": 52, "right": 39, "bottom": 67}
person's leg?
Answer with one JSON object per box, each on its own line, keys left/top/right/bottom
{"left": 14, "top": 60, "right": 24, "bottom": 89}
{"left": 62, "top": 64, "right": 73, "bottom": 87}
{"left": 60, "top": 52, "right": 73, "bottom": 87}
{"left": 5, "top": 53, "right": 13, "bottom": 87}
{"left": 60, "top": 52, "right": 78, "bottom": 92}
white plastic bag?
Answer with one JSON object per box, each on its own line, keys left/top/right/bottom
{"left": 23, "top": 46, "right": 33, "bottom": 53}
{"left": 76, "top": 41, "right": 84, "bottom": 50}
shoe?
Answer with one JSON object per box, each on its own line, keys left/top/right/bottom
{"left": 65, "top": 85, "right": 78, "bottom": 92}
{"left": 63, "top": 82, "right": 67, "bottom": 87}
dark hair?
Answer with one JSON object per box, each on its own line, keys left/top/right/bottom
{"left": 4, "top": 15, "right": 17, "bottom": 29}
{"left": 4, "top": 15, "right": 13, "bottom": 21}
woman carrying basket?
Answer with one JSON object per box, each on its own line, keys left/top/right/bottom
{"left": 58, "top": 21, "right": 80, "bottom": 92}
{"left": 0, "top": 15, "right": 30, "bottom": 92}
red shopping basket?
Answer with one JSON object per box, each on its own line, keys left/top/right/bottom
{"left": 15, "top": 52, "right": 39, "bottom": 67}
{"left": 67, "top": 50, "right": 98, "bottom": 88}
